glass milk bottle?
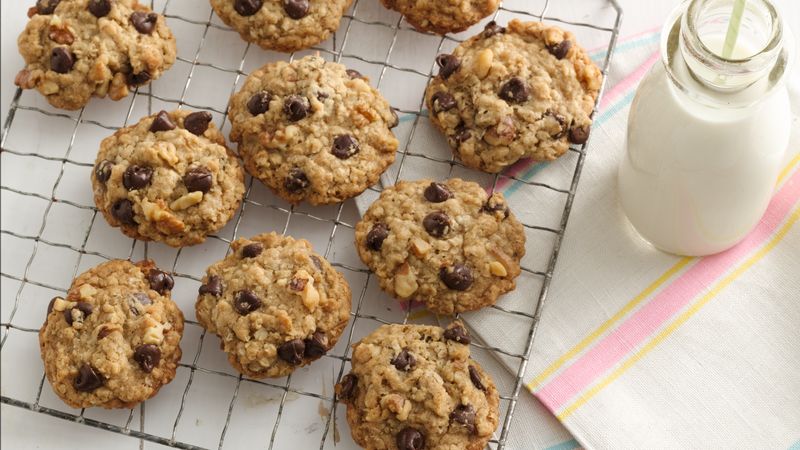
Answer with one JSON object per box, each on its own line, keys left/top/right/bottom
{"left": 618, "top": 0, "right": 795, "bottom": 256}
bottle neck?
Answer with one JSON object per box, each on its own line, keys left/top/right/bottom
{"left": 679, "top": 0, "right": 782, "bottom": 92}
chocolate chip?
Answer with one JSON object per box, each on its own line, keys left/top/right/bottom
{"left": 284, "top": 168, "right": 309, "bottom": 192}
{"left": 443, "top": 324, "right": 471, "bottom": 344}
{"left": 50, "top": 47, "right": 74, "bottom": 74}
{"left": 499, "top": 77, "right": 530, "bottom": 103}
{"left": 199, "top": 275, "right": 222, "bottom": 296}
{"left": 88, "top": 0, "right": 111, "bottom": 18}
{"left": 184, "top": 111, "right": 212, "bottom": 136}
{"left": 234, "top": 0, "right": 262, "bottom": 15}
{"left": 122, "top": 165, "right": 152, "bottom": 190}
{"left": 289, "top": 277, "right": 307, "bottom": 291}
{"left": 391, "top": 348, "right": 416, "bottom": 371}
{"left": 64, "top": 301, "right": 93, "bottom": 325}
{"left": 337, "top": 373, "right": 357, "bottom": 401}
{"left": 453, "top": 124, "right": 470, "bottom": 143}
{"left": 111, "top": 199, "right": 136, "bottom": 225}
{"left": 241, "top": 242, "right": 263, "bottom": 258}
{"left": 389, "top": 108, "right": 399, "bottom": 129}
{"left": 423, "top": 182, "right": 451, "bottom": 203}
{"left": 310, "top": 255, "right": 323, "bottom": 271}
{"left": 345, "top": 69, "right": 364, "bottom": 80}
{"left": 468, "top": 365, "right": 485, "bottom": 391}
{"left": 36, "top": 0, "right": 61, "bottom": 14}
{"left": 133, "top": 344, "right": 161, "bottom": 373}
{"left": 449, "top": 404, "right": 476, "bottom": 433}
{"left": 303, "top": 331, "right": 327, "bottom": 359}
{"left": 481, "top": 196, "right": 509, "bottom": 218}
{"left": 435, "top": 54, "right": 461, "bottom": 80}
{"left": 130, "top": 11, "right": 158, "bottom": 34}
{"left": 278, "top": 339, "right": 305, "bottom": 365}
{"left": 366, "top": 223, "right": 389, "bottom": 251}
{"left": 316, "top": 91, "right": 329, "bottom": 100}
{"left": 283, "top": 95, "right": 310, "bottom": 121}
{"left": 396, "top": 427, "right": 425, "bottom": 450}
{"left": 423, "top": 211, "right": 450, "bottom": 238}
{"left": 247, "top": 92, "right": 272, "bottom": 115}
{"left": 547, "top": 39, "right": 572, "bottom": 60}
{"left": 97, "top": 326, "right": 113, "bottom": 340}
{"left": 128, "top": 292, "right": 150, "bottom": 316}
{"left": 183, "top": 167, "right": 213, "bottom": 193}
{"left": 331, "top": 135, "right": 360, "bottom": 159}
{"left": 233, "top": 290, "right": 261, "bottom": 315}
{"left": 147, "top": 269, "right": 174, "bottom": 294}
{"left": 439, "top": 263, "right": 473, "bottom": 291}
{"left": 94, "top": 160, "right": 112, "bottom": 183}
{"left": 283, "top": 0, "right": 308, "bottom": 19}
{"left": 568, "top": 125, "right": 590, "bottom": 145}
{"left": 149, "top": 110, "right": 176, "bottom": 132}
{"left": 74, "top": 364, "right": 103, "bottom": 392}
{"left": 127, "top": 70, "right": 151, "bottom": 86}
{"left": 47, "top": 297, "right": 58, "bottom": 315}
{"left": 431, "top": 92, "right": 456, "bottom": 112}
{"left": 482, "top": 21, "right": 506, "bottom": 38}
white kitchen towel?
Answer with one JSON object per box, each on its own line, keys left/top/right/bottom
{"left": 356, "top": 6, "right": 800, "bottom": 449}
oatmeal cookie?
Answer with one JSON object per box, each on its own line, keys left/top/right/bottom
{"left": 355, "top": 178, "right": 525, "bottom": 314}
{"left": 229, "top": 55, "right": 399, "bottom": 205}
{"left": 210, "top": 0, "right": 353, "bottom": 52}
{"left": 425, "top": 20, "right": 602, "bottom": 173}
{"left": 380, "top": 0, "right": 499, "bottom": 35}
{"left": 16, "top": 0, "right": 176, "bottom": 110}
{"left": 92, "top": 109, "right": 246, "bottom": 247}
{"left": 195, "top": 233, "right": 352, "bottom": 378}
{"left": 39, "top": 259, "right": 184, "bottom": 409}
{"left": 336, "top": 322, "right": 499, "bottom": 450}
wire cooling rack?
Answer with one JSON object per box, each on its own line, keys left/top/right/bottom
{"left": 1, "top": 0, "right": 622, "bottom": 448}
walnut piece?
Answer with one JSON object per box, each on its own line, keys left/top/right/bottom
{"left": 410, "top": 238, "right": 431, "bottom": 258}
{"left": 394, "top": 263, "right": 418, "bottom": 298}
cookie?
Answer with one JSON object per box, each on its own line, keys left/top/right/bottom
{"left": 425, "top": 20, "right": 603, "bottom": 173}
{"left": 195, "top": 233, "right": 352, "bottom": 378}
{"left": 210, "top": 0, "right": 352, "bottom": 52}
{"left": 229, "top": 55, "right": 399, "bottom": 205}
{"left": 380, "top": 0, "right": 499, "bottom": 35}
{"left": 336, "top": 322, "right": 499, "bottom": 450}
{"left": 355, "top": 178, "right": 525, "bottom": 314}
{"left": 15, "top": 0, "right": 176, "bottom": 110}
{"left": 39, "top": 259, "right": 184, "bottom": 409}
{"left": 92, "top": 109, "right": 246, "bottom": 247}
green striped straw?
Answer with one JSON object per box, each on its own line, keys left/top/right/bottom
{"left": 722, "top": 0, "right": 747, "bottom": 59}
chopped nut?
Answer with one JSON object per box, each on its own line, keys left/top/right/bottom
{"left": 488, "top": 247, "right": 514, "bottom": 276}
{"left": 41, "top": 81, "right": 60, "bottom": 95}
{"left": 474, "top": 49, "right": 494, "bottom": 79}
{"left": 169, "top": 191, "right": 203, "bottom": 211}
{"left": 48, "top": 24, "right": 74, "bottom": 45}
{"left": 141, "top": 199, "right": 168, "bottom": 221}
{"left": 52, "top": 297, "right": 73, "bottom": 312}
{"left": 78, "top": 284, "right": 97, "bottom": 300}
{"left": 484, "top": 116, "right": 517, "bottom": 145}
{"left": 143, "top": 323, "right": 164, "bottom": 345}
{"left": 380, "top": 393, "right": 411, "bottom": 420}
{"left": 394, "top": 263, "right": 418, "bottom": 298}
{"left": 14, "top": 69, "right": 37, "bottom": 89}
{"left": 488, "top": 261, "right": 508, "bottom": 277}
{"left": 410, "top": 238, "right": 431, "bottom": 258}
{"left": 254, "top": 328, "right": 270, "bottom": 340}
{"left": 108, "top": 73, "right": 129, "bottom": 100}
{"left": 302, "top": 281, "right": 320, "bottom": 312}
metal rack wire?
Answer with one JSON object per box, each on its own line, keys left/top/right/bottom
{"left": 0, "top": 0, "right": 622, "bottom": 448}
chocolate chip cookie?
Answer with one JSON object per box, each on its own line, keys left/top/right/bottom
{"left": 210, "top": 0, "right": 352, "bottom": 52}
{"left": 335, "top": 322, "right": 499, "bottom": 450}
{"left": 425, "top": 20, "right": 603, "bottom": 173}
{"left": 92, "top": 109, "right": 246, "bottom": 247}
{"left": 39, "top": 259, "right": 184, "bottom": 409}
{"left": 380, "top": 0, "right": 499, "bottom": 35}
{"left": 355, "top": 178, "right": 525, "bottom": 314}
{"left": 15, "top": 0, "right": 176, "bottom": 110}
{"left": 195, "top": 233, "right": 351, "bottom": 378}
{"left": 229, "top": 55, "right": 399, "bottom": 205}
